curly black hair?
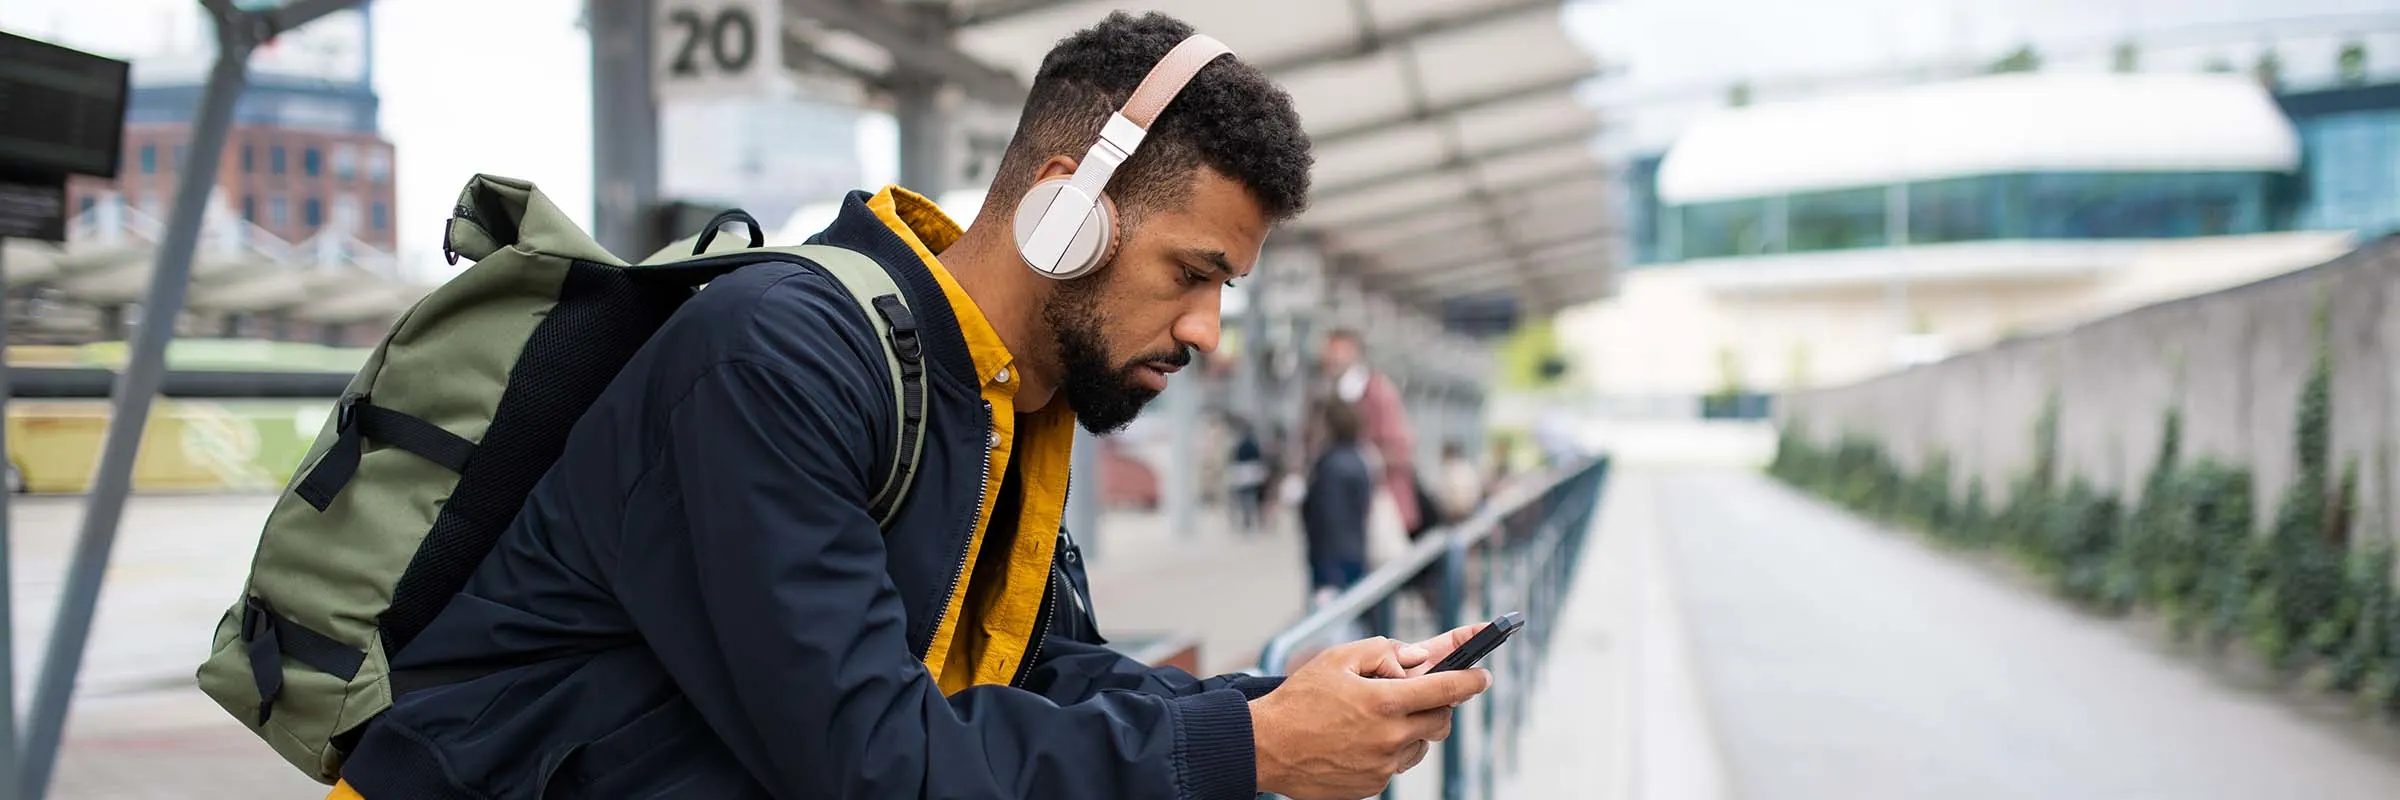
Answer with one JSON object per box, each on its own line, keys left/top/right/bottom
{"left": 979, "top": 11, "right": 1313, "bottom": 228}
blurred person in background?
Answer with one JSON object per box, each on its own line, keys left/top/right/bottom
{"left": 1434, "top": 440, "right": 1486, "bottom": 525}
{"left": 1227, "top": 416, "right": 1268, "bottom": 533}
{"left": 1306, "top": 328, "right": 1422, "bottom": 533}
{"left": 1302, "top": 401, "right": 1373, "bottom": 606}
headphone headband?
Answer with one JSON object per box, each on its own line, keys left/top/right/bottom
{"left": 1124, "top": 34, "right": 1233, "bottom": 129}
{"left": 1018, "top": 33, "right": 1236, "bottom": 278}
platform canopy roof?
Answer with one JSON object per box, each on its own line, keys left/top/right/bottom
{"left": 1658, "top": 72, "right": 2303, "bottom": 205}
{"left": 6, "top": 197, "right": 425, "bottom": 338}
{"left": 786, "top": 0, "right": 1618, "bottom": 319}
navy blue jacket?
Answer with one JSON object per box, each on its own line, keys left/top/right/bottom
{"left": 1301, "top": 446, "right": 1373, "bottom": 588}
{"left": 340, "top": 191, "right": 1280, "bottom": 799}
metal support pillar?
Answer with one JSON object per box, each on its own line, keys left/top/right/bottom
{"left": 20, "top": 13, "right": 240, "bottom": 799}
{"left": 1164, "top": 368, "right": 1200, "bottom": 537}
{"left": 1236, "top": 289, "right": 1271, "bottom": 426}
{"left": 1067, "top": 426, "right": 1102, "bottom": 562}
{"left": 16, "top": 2, "right": 363, "bottom": 795}
{"left": 0, "top": 242, "right": 16, "bottom": 797}
{"left": 894, "top": 73, "right": 950, "bottom": 197}
{"left": 591, "top": 0, "right": 661, "bottom": 256}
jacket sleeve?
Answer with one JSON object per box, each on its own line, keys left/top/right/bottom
{"left": 624, "top": 352, "right": 1257, "bottom": 800}
{"left": 1023, "top": 637, "right": 1285, "bottom": 705}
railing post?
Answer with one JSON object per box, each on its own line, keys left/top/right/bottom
{"left": 1479, "top": 532, "right": 1500, "bottom": 800}
{"left": 1439, "top": 538, "right": 1466, "bottom": 800}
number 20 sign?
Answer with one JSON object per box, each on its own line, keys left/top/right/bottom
{"left": 654, "top": 0, "right": 780, "bottom": 99}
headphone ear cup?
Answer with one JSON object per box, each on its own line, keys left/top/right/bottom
{"left": 1014, "top": 177, "right": 1116, "bottom": 280}
{"left": 1093, "top": 192, "right": 1123, "bottom": 275}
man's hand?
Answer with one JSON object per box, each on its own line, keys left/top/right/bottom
{"left": 1250, "top": 637, "right": 1492, "bottom": 800}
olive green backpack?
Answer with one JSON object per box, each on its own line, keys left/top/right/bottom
{"left": 194, "top": 174, "right": 931, "bottom": 783}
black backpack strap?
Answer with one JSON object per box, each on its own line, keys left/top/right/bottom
{"left": 795, "top": 245, "right": 929, "bottom": 527}
{"left": 294, "top": 394, "right": 477, "bottom": 512}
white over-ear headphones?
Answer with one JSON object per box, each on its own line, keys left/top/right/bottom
{"left": 1014, "top": 34, "right": 1234, "bottom": 280}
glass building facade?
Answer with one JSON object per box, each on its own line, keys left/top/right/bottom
{"left": 1659, "top": 171, "right": 2286, "bottom": 262}
{"left": 2280, "top": 83, "right": 2400, "bottom": 238}
{"left": 1619, "top": 80, "right": 2400, "bottom": 265}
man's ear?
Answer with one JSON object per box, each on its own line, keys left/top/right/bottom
{"left": 1032, "top": 154, "right": 1080, "bottom": 185}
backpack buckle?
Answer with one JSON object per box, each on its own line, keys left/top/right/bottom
{"left": 335, "top": 393, "right": 367, "bottom": 431}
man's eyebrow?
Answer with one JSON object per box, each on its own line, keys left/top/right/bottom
{"left": 1181, "top": 249, "right": 1239, "bottom": 279}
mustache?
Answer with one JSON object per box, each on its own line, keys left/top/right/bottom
{"left": 1124, "top": 348, "right": 1193, "bottom": 370}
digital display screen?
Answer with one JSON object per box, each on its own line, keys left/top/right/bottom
{"left": 0, "top": 31, "right": 131, "bottom": 179}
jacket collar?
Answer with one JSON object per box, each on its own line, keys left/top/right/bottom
{"left": 809, "top": 189, "right": 979, "bottom": 391}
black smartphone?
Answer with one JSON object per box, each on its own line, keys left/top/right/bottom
{"left": 1426, "top": 612, "right": 1524, "bottom": 673}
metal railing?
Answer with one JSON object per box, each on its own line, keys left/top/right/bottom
{"left": 1255, "top": 455, "right": 1611, "bottom": 800}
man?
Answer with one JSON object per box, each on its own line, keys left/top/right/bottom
{"left": 331, "top": 12, "right": 1488, "bottom": 800}
{"left": 1310, "top": 329, "right": 1423, "bottom": 532}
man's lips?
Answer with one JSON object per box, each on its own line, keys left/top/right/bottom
{"left": 1133, "top": 360, "right": 1182, "bottom": 391}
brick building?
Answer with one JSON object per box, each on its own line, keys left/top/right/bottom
{"left": 66, "top": 75, "right": 397, "bottom": 252}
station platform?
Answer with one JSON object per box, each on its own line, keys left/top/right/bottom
{"left": 11, "top": 494, "right": 1307, "bottom": 797}
{"left": 23, "top": 461, "right": 2400, "bottom": 798}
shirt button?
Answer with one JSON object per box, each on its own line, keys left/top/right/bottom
{"left": 994, "top": 368, "right": 1011, "bottom": 384}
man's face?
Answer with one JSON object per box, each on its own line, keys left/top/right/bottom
{"left": 1318, "top": 336, "right": 1361, "bottom": 378}
{"left": 1046, "top": 168, "right": 1268, "bottom": 435}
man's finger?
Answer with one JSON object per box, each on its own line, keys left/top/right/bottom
{"left": 1385, "top": 668, "right": 1491, "bottom": 711}
{"left": 1406, "top": 705, "right": 1455, "bottom": 742}
{"left": 1394, "top": 739, "right": 1431, "bottom": 773}
{"left": 1342, "top": 637, "right": 1409, "bottom": 678}
{"left": 1404, "top": 623, "right": 1488, "bottom": 676}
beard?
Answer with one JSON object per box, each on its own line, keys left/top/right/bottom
{"left": 1045, "top": 273, "right": 1191, "bottom": 435}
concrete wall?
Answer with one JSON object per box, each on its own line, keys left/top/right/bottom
{"left": 1559, "top": 232, "right": 2358, "bottom": 399}
{"left": 1779, "top": 236, "right": 2400, "bottom": 539}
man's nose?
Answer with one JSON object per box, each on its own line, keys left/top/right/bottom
{"left": 1175, "top": 308, "right": 1221, "bottom": 354}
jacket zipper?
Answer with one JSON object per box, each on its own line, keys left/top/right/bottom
{"left": 922, "top": 401, "right": 996, "bottom": 665}
{"left": 1014, "top": 566, "right": 1059, "bottom": 687}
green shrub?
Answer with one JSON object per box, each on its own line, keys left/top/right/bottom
{"left": 1767, "top": 353, "right": 2400, "bottom": 711}
{"left": 2330, "top": 535, "right": 2393, "bottom": 693}
{"left": 2042, "top": 480, "right": 2125, "bottom": 605}
{"left": 2255, "top": 308, "right": 2346, "bottom": 670}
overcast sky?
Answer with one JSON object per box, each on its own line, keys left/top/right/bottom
{"left": 5, "top": 0, "right": 2397, "bottom": 281}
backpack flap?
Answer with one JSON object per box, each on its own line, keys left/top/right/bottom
{"left": 442, "top": 174, "right": 627, "bottom": 267}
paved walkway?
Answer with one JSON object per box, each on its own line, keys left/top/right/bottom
{"left": 1649, "top": 466, "right": 2400, "bottom": 800}
{"left": 0, "top": 493, "right": 1307, "bottom": 797}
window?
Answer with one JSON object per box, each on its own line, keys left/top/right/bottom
{"left": 2295, "top": 111, "right": 2400, "bottom": 235}
{"left": 242, "top": 195, "right": 257, "bottom": 222}
{"left": 1660, "top": 169, "right": 2284, "bottom": 261}
{"left": 1679, "top": 199, "right": 1774, "bottom": 259}
{"left": 173, "top": 145, "right": 187, "bottom": 171}
{"left": 78, "top": 196, "right": 96, "bottom": 215}
{"left": 366, "top": 149, "right": 390, "bottom": 184}
{"left": 304, "top": 197, "right": 323, "bottom": 227}
{"left": 370, "top": 202, "right": 388, "bottom": 230}
{"left": 1785, "top": 187, "right": 1888, "bottom": 252}
{"left": 1909, "top": 178, "right": 2005, "bottom": 243}
{"left": 139, "top": 145, "right": 156, "bottom": 174}
{"left": 270, "top": 146, "right": 287, "bottom": 175}
{"left": 242, "top": 145, "right": 254, "bottom": 174}
{"left": 334, "top": 145, "right": 357, "bottom": 180}
{"left": 270, "top": 196, "right": 288, "bottom": 225}
{"left": 303, "top": 147, "right": 322, "bottom": 177}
